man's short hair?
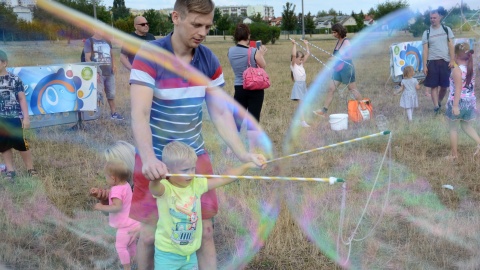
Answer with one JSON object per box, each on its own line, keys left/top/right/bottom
{"left": 174, "top": 0, "right": 215, "bottom": 18}
{"left": 0, "top": 50, "right": 8, "bottom": 62}
{"left": 162, "top": 141, "right": 198, "bottom": 168}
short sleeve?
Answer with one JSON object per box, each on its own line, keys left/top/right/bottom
{"left": 421, "top": 30, "right": 428, "bottom": 45}
{"left": 109, "top": 185, "right": 125, "bottom": 201}
{"left": 84, "top": 39, "right": 92, "bottom": 53}
{"left": 447, "top": 27, "right": 454, "bottom": 39}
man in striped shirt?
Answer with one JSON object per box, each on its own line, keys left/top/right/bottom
{"left": 129, "top": 0, "right": 266, "bottom": 269}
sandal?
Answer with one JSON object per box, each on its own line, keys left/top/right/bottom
{"left": 28, "top": 169, "right": 38, "bottom": 177}
{"left": 5, "top": 171, "right": 16, "bottom": 181}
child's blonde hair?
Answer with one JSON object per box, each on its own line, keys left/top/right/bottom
{"left": 104, "top": 159, "right": 131, "bottom": 184}
{"left": 455, "top": 42, "right": 475, "bottom": 86}
{"left": 162, "top": 141, "right": 198, "bottom": 168}
{"left": 403, "top": 65, "right": 414, "bottom": 78}
{"left": 104, "top": 141, "right": 135, "bottom": 183}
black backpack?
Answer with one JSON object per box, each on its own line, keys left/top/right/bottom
{"left": 80, "top": 37, "right": 94, "bottom": 62}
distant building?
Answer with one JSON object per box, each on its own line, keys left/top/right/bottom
{"left": 161, "top": 5, "right": 274, "bottom": 19}
{"left": 1, "top": 0, "right": 34, "bottom": 22}
{"left": 315, "top": 15, "right": 356, "bottom": 29}
{"left": 364, "top": 15, "right": 375, "bottom": 26}
{"left": 13, "top": 5, "right": 32, "bottom": 22}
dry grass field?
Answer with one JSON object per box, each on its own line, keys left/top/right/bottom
{"left": 1, "top": 30, "right": 480, "bottom": 269}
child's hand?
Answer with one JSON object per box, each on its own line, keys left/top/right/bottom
{"left": 93, "top": 202, "right": 103, "bottom": 211}
{"left": 90, "top": 187, "right": 109, "bottom": 205}
{"left": 291, "top": 39, "right": 296, "bottom": 44}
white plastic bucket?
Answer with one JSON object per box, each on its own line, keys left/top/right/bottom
{"left": 329, "top": 114, "right": 348, "bottom": 131}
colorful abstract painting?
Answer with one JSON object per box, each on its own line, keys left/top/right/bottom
{"left": 7, "top": 64, "right": 97, "bottom": 115}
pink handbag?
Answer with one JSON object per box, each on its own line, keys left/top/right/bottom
{"left": 242, "top": 47, "right": 270, "bottom": 90}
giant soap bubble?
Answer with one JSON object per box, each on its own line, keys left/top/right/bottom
{"left": 284, "top": 7, "right": 480, "bottom": 269}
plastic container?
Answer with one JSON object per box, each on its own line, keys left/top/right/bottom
{"left": 329, "top": 114, "right": 348, "bottom": 131}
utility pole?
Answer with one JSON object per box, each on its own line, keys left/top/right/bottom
{"left": 93, "top": 0, "right": 97, "bottom": 19}
{"left": 301, "top": 0, "right": 305, "bottom": 39}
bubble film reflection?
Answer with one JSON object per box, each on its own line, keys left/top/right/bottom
{"left": 285, "top": 7, "right": 480, "bottom": 269}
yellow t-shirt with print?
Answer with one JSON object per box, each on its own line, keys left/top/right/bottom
{"left": 153, "top": 177, "right": 208, "bottom": 256}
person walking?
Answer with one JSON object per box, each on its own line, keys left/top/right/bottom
{"left": 422, "top": 6, "right": 455, "bottom": 114}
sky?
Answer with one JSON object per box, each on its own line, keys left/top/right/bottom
{"left": 105, "top": 0, "right": 480, "bottom": 17}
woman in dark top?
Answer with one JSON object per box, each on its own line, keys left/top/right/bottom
{"left": 227, "top": 23, "right": 267, "bottom": 151}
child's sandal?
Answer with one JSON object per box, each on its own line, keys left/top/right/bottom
{"left": 28, "top": 169, "right": 38, "bottom": 177}
{"left": 5, "top": 171, "right": 16, "bottom": 181}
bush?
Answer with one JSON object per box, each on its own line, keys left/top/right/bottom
{"left": 249, "top": 22, "right": 280, "bottom": 45}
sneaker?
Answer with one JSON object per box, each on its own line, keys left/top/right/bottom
{"left": 313, "top": 110, "right": 326, "bottom": 117}
{"left": 111, "top": 112, "right": 124, "bottom": 120}
{"left": 28, "top": 169, "right": 38, "bottom": 177}
{"left": 5, "top": 171, "right": 15, "bottom": 182}
{"left": 434, "top": 107, "right": 440, "bottom": 114}
{"left": 301, "top": 121, "right": 310, "bottom": 128}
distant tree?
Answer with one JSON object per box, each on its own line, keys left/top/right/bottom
{"left": 112, "top": 0, "right": 130, "bottom": 20}
{"left": 216, "top": 13, "right": 232, "bottom": 40}
{"left": 143, "top": 9, "right": 161, "bottom": 35}
{"left": 408, "top": 10, "right": 427, "bottom": 37}
{"left": 374, "top": 0, "right": 409, "bottom": 36}
{"left": 0, "top": 3, "right": 18, "bottom": 41}
{"left": 213, "top": 7, "right": 222, "bottom": 25}
{"left": 251, "top": 12, "right": 264, "bottom": 23}
{"left": 368, "top": 7, "right": 376, "bottom": 17}
{"left": 317, "top": 10, "right": 328, "bottom": 17}
{"left": 305, "top": 12, "right": 316, "bottom": 37}
{"left": 328, "top": 8, "right": 338, "bottom": 16}
{"left": 281, "top": 2, "right": 297, "bottom": 38}
{"left": 158, "top": 13, "right": 173, "bottom": 36}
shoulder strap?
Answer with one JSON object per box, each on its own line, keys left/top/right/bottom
{"left": 426, "top": 28, "right": 430, "bottom": 48}
{"left": 247, "top": 47, "right": 252, "bottom": 67}
{"left": 442, "top": 24, "right": 449, "bottom": 42}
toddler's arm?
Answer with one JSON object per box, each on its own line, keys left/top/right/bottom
{"left": 89, "top": 187, "right": 109, "bottom": 205}
{"left": 94, "top": 198, "right": 122, "bottom": 213}
{"left": 149, "top": 179, "right": 166, "bottom": 197}
{"left": 207, "top": 162, "right": 256, "bottom": 190}
{"left": 415, "top": 79, "right": 421, "bottom": 90}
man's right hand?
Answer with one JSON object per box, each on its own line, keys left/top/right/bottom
{"left": 423, "top": 65, "right": 428, "bottom": 76}
{"left": 142, "top": 158, "right": 168, "bottom": 181}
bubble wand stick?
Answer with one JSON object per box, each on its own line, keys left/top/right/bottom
{"left": 265, "top": 131, "right": 391, "bottom": 164}
{"left": 166, "top": 174, "right": 344, "bottom": 184}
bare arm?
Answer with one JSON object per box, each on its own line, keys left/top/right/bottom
{"left": 291, "top": 39, "right": 297, "bottom": 66}
{"left": 149, "top": 179, "right": 166, "bottom": 197}
{"left": 131, "top": 84, "right": 168, "bottom": 180}
{"left": 254, "top": 46, "right": 267, "bottom": 68}
{"left": 452, "top": 67, "right": 462, "bottom": 115}
{"left": 422, "top": 43, "right": 429, "bottom": 75}
{"left": 207, "top": 162, "right": 256, "bottom": 190}
{"left": 302, "top": 40, "right": 310, "bottom": 62}
{"left": 94, "top": 197, "right": 122, "bottom": 213}
{"left": 447, "top": 39, "right": 455, "bottom": 68}
{"left": 205, "top": 87, "right": 266, "bottom": 167}
{"left": 17, "top": 92, "right": 30, "bottom": 129}
{"left": 120, "top": 53, "right": 132, "bottom": 70}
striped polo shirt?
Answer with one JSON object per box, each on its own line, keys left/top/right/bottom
{"left": 130, "top": 33, "right": 225, "bottom": 159}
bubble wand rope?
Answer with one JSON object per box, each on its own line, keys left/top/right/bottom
{"left": 301, "top": 39, "right": 353, "bottom": 67}
{"left": 166, "top": 174, "right": 344, "bottom": 184}
{"left": 289, "top": 38, "right": 329, "bottom": 67}
{"left": 265, "top": 131, "right": 391, "bottom": 164}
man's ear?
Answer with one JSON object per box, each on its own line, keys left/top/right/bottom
{"left": 171, "top": 11, "right": 180, "bottom": 25}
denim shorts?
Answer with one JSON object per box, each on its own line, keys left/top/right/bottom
{"left": 332, "top": 63, "right": 356, "bottom": 85}
{"left": 445, "top": 99, "right": 477, "bottom": 121}
{"left": 98, "top": 74, "right": 116, "bottom": 100}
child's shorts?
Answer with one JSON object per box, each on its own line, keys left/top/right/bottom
{"left": 154, "top": 247, "right": 198, "bottom": 270}
{"left": 445, "top": 99, "right": 477, "bottom": 121}
{"left": 129, "top": 151, "right": 217, "bottom": 225}
{"left": 0, "top": 117, "right": 30, "bottom": 153}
